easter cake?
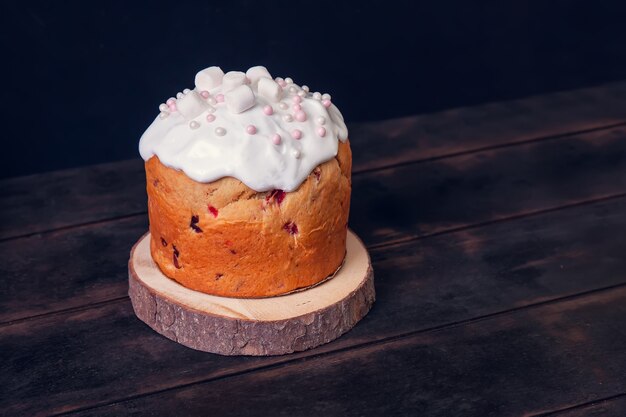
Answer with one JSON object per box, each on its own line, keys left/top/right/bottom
{"left": 139, "top": 66, "right": 351, "bottom": 298}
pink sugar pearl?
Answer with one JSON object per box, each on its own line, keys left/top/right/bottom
{"left": 166, "top": 98, "right": 176, "bottom": 106}
{"left": 216, "top": 94, "right": 225, "bottom": 103}
{"left": 277, "top": 80, "right": 287, "bottom": 88}
{"left": 272, "top": 133, "right": 282, "bottom": 145}
{"left": 322, "top": 99, "right": 332, "bottom": 108}
{"left": 292, "top": 95, "right": 302, "bottom": 104}
{"left": 293, "top": 103, "right": 302, "bottom": 111}
{"left": 291, "top": 129, "right": 302, "bottom": 140}
{"left": 263, "top": 105, "right": 274, "bottom": 115}
{"left": 200, "top": 90, "right": 210, "bottom": 98}
{"left": 206, "top": 114, "right": 216, "bottom": 123}
{"left": 295, "top": 110, "right": 307, "bottom": 122}
{"left": 168, "top": 103, "right": 177, "bottom": 112}
{"left": 246, "top": 125, "right": 257, "bottom": 135}
{"left": 317, "top": 127, "right": 326, "bottom": 137}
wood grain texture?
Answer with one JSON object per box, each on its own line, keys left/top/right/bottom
{"left": 2, "top": 197, "right": 625, "bottom": 416}
{"left": 2, "top": 126, "right": 626, "bottom": 324}
{"left": 4, "top": 85, "right": 626, "bottom": 416}
{"left": 0, "top": 216, "right": 148, "bottom": 323}
{"left": 0, "top": 159, "right": 146, "bottom": 240}
{"left": 351, "top": 125, "right": 626, "bottom": 247}
{"left": 73, "top": 287, "right": 626, "bottom": 417}
{"left": 350, "top": 81, "right": 626, "bottom": 173}
{"left": 129, "top": 231, "right": 375, "bottom": 355}
{"left": 2, "top": 82, "right": 626, "bottom": 241}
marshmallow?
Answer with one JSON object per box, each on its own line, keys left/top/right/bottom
{"left": 258, "top": 78, "right": 282, "bottom": 102}
{"left": 176, "top": 91, "right": 208, "bottom": 119}
{"left": 222, "top": 71, "right": 247, "bottom": 92}
{"left": 246, "top": 66, "right": 272, "bottom": 86}
{"left": 225, "top": 84, "right": 255, "bottom": 114}
{"left": 195, "top": 66, "right": 224, "bottom": 91}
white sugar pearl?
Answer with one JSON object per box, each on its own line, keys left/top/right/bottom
{"left": 322, "top": 93, "right": 331, "bottom": 100}
{"left": 206, "top": 106, "right": 216, "bottom": 113}
{"left": 279, "top": 102, "right": 289, "bottom": 110}
{"left": 285, "top": 77, "right": 293, "bottom": 84}
{"left": 159, "top": 103, "right": 168, "bottom": 112}
{"left": 302, "top": 85, "right": 309, "bottom": 92}
{"left": 317, "top": 116, "right": 326, "bottom": 125}
{"left": 215, "top": 127, "right": 226, "bottom": 136}
{"left": 189, "top": 120, "right": 200, "bottom": 129}
{"left": 208, "top": 97, "right": 217, "bottom": 105}
{"left": 297, "top": 90, "right": 306, "bottom": 97}
{"left": 183, "top": 88, "right": 191, "bottom": 94}
{"left": 176, "top": 92, "right": 184, "bottom": 99}
{"left": 292, "top": 149, "right": 301, "bottom": 158}
{"left": 288, "top": 86, "right": 297, "bottom": 94}
{"left": 313, "top": 92, "right": 322, "bottom": 100}
{"left": 283, "top": 114, "right": 293, "bottom": 122}
{"left": 159, "top": 111, "right": 169, "bottom": 119}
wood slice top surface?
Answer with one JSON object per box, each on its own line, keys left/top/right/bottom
{"left": 128, "top": 230, "right": 375, "bottom": 355}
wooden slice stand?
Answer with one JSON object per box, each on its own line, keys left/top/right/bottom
{"left": 128, "top": 230, "right": 375, "bottom": 356}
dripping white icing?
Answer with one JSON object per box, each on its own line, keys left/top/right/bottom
{"left": 139, "top": 66, "right": 348, "bottom": 192}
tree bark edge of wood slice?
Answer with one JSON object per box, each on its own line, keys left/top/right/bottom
{"left": 128, "top": 230, "right": 375, "bottom": 356}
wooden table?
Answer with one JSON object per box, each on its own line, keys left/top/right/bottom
{"left": 2, "top": 82, "right": 626, "bottom": 416}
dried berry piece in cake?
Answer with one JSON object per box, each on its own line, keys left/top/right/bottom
{"left": 190, "top": 215, "right": 203, "bottom": 233}
{"left": 283, "top": 221, "right": 299, "bottom": 235}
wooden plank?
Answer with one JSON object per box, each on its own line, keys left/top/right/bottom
{"left": 71, "top": 287, "right": 626, "bottom": 417}
{"left": 2, "top": 126, "right": 626, "bottom": 323}
{"left": 2, "top": 83, "right": 626, "bottom": 241}
{"left": 0, "top": 159, "right": 146, "bottom": 240}
{"left": 350, "top": 81, "right": 626, "bottom": 173}
{"left": 351, "top": 125, "right": 626, "bottom": 246}
{"left": 2, "top": 197, "right": 625, "bottom": 416}
{"left": 0, "top": 216, "right": 148, "bottom": 323}
{"left": 542, "top": 395, "right": 626, "bottom": 417}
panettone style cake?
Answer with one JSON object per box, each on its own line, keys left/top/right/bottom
{"left": 139, "top": 66, "right": 351, "bottom": 298}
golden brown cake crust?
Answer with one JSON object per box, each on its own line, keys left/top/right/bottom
{"left": 145, "top": 140, "right": 352, "bottom": 298}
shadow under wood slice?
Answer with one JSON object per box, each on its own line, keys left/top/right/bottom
{"left": 2, "top": 197, "right": 626, "bottom": 416}
{"left": 2, "top": 82, "right": 626, "bottom": 241}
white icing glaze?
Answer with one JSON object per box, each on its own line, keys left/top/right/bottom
{"left": 139, "top": 66, "right": 348, "bottom": 192}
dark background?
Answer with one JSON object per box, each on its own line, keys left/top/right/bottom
{"left": 2, "top": 1, "right": 625, "bottom": 179}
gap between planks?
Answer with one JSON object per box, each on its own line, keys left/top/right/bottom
{"left": 1, "top": 120, "right": 624, "bottom": 245}
{"left": 527, "top": 392, "right": 626, "bottom": 416}
{"left": 352, "top": 120, "right": 626, "bottom": 177}
{"left": 0, "top": 211, "right": 148, "bottom": 244}
{"left": 3, "top": 191, "right": 626, "bottom": 330}
{"left": 50, "top": 281, "right": 626, "bottom": 417}
{"left": 368, "top": 191, "right": 626, "bottom": 250}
